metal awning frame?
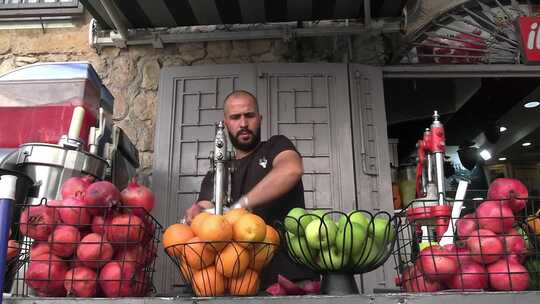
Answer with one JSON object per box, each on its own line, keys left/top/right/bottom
{"left": 91, "top": 0, "right": 404, "bottom": 49}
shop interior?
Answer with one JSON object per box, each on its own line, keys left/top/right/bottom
{"left": 385, "top": 76, "right": 540, "bottom": 208}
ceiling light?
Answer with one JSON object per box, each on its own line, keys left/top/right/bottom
{"left": 524, "top": 101, "right": 540, "bottom": 108}
{"left": 499, "top": 126, "right": 507, "bottom": 132}
{"left": 479, "top": 149, "right": 492, "bottom": 160}
{"left": 498, "top": 157, "right": 507, "bottom": 161}
{"left": 472, "top": 197, "right": 484, "bottom": 201}
{"left": 522, "top": 142, "right": 532, "bottom": 147}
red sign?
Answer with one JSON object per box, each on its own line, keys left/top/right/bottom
{"left": 518, "top": 16, "right": 540, "bottom": 64}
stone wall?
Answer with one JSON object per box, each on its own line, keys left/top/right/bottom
{"left": 0, "top": 14, "right": 390, "bottom": 181}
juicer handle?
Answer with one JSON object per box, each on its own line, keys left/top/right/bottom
{"left": 68, "top": 106, "right": 85, "bottom": 140}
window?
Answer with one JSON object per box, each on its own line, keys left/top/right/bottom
{"left": 0, "top": 0, "right": 83, "bottom": 21}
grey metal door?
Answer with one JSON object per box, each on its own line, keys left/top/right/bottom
{"left": 152, "top": 64, "right": 257, "bottom": 293}
{"left": 349, "top": 64, "right": 394, "bottom": 292}
{"left": 256, "top": 63, "right": 356, "bottom": 212}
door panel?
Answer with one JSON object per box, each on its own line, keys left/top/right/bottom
{"left": 153, "top": 64, "right": 257, "bottom": 293}
{"left": 349, "top": 64, "right": 394, "bottom": 292}
{"left": 257, "top": 64, "right": 356, "bottom": 212}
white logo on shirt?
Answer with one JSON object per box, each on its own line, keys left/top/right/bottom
{"left": 258, "top": 156, "right": 268, "bottom": 168}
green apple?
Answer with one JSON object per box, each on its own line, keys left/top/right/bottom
{"left": 317, "top": 246, "right": 349, "bottom": 271}
{"left": 305, "top": 219, "right": 338, "bottom": 250}
{"left": 335, "top": 222, "right": 367, "bottom": 259}
{"left": 349, "top": 238, "right": 382, "bottom": 268}
{"left": 367, "top": 218, "right": 396, "bottom": 246}
{"left": 285, "top": 207, "right": 314, "bottom": 236}
{"left": 337, "top": 211, "right": 369, "bottom": 229}
{"left": 310, "top": 209, "right": 327, "bottom": 220}
{"left": 286, "top": 232, "right": 317, "bottom": 266}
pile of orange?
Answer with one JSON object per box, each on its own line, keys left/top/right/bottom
{"left": 162, "top": 208, "right": 280, "bottom": 296}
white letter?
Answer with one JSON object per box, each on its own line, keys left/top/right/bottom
{"left": 528, "top": 22, "right": 538, "bottom": 50}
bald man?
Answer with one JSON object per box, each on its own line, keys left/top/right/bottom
{"left": 184, "top": 90, "right": 318, "bottom": 288}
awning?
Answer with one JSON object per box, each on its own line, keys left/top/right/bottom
{"left": 82, "top": 0, "right": 408, "bottom": 30}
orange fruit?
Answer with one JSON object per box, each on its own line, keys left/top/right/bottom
{"left": 224, "top": 208, "right": 248, "bottom": 225}
{"left": 184, "top": 236, "right": 217, "bottom": 270}
{"left": 250, "top": 245, "right": 275, "bottom": 273}
{"left": 215, "top": 242, "right": 251, "bottom": 278}
{"left": 229, "top": 269, "right": 260, "bottom": 296}
{"left": 163, "top": 223, "right": 194, "bottom": 257}
{"left": 191, "top": 212, "right": 211, "bottom": 236}
{"left": 233, "top": 213, "right": 267, "bottom": 244}
{"left": 197, "top": 214, "right": 233, "bottom": 251}
{"left": 191, "top": 266, "right": 225, "bottom": 296}
{"left": 179, "top": 260, "right": 193, "bottom": 281}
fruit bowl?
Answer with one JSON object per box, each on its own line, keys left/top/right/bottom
{"left": 394, "top": 193, "right": 540, "bottom": 293}
{"left": 280, "top": 209, "right": 400, "bottom": 294}
{"left": 9, "top": 197, "right": 163, "bottom": 297}
{"left": 165, "top": 240, "right": 279, "bottom": 296}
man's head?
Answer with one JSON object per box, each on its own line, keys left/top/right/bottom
{"left": 223, "top": 90, "right": 262, "bottom": 152}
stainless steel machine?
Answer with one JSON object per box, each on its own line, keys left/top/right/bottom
{"left": 0, "top": 62, "right": 139, "bottom": 295}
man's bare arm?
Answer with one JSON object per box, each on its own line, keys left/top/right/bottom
{"left": 242, "top": 150, "right": 303, "bottom": 209}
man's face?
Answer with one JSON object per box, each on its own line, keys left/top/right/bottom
{"left": 224, "top": 95, "right": 262, "bottom": 152}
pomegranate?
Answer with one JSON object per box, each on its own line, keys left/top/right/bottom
{"left": 30, "top": 243, "right": 51, "bottom": 261}
{"left": 106, "top": 213, "right": 144, "bottom": 245}
{"left": 77, "top": 233, "right": 114, "bottom": 269}
{"left": 61, "top": 175, "right": 94, "bottom": 199}
{"left": 7, "top": 240, "right": 20, "bottom": 261}
{"left": 500, "top": 228, "right": 527, "bottom": 259}
{"left": 19, "top": 205, "right": 58, "bottom": 241}
{"left": 25, "top": 253, "right": 68, "bottom": 296}
{"left": 64, "top": 266, "right": 98, "bottom": 297}
{"left": 113, "top": 245, "right": 145, "bottom": 269}
{"left": 48, "top": 225, "right": 81, "bottom": 258}
{"left": 476, "top": 200, "right": 514, "bottom": 234}
{"left": 84, "top": 181, "right": 121, "bottom": 215}
{"left": 466, "top": 229, "right": 503, "bottom": 264}
{"left": 120, "top": 177, "right": 155, "bottom": 216}
{"left": 487, "top": 178, "right": 528, "bottom": 213}
{"left": 401, "top": 264, "right": 443, "bottom": 292}
{"left": 58, "top": 196, "right": 93, "bottom": 227}
{"left": 447, "top": 262, "right": 488, "bottom": 290}
{"left": 91, "top": 215, "right": 106, "bottom": 235}
{"left": 456, "top": 213, "right": 478, "bottom": 239}
{"left": 99, "top": 261, "right": 138, "bottom": 297}
{"left": 418, "top": 245, "right": 458, "bottom": 281}
{"left": 487, "top": 257, "right": 529, "bottom": 291}
{"left": 443, "top": 243, "right": 473, "bottom": 265}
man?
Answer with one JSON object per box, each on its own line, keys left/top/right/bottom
{"left": 184, "top": 90, "right": 317, "bottom": 288}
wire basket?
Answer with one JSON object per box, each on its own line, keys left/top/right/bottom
{"left": 7, "top": 197, "right": 163, "bottom": 297}
{"left": 165, "top": 240, "right": 278, "bottom": 296}
{"left": 281, "top": 209, "right": 399, "bottom": 273}
{"left": 393, "top": 195, "right": 540, "bottom": 292}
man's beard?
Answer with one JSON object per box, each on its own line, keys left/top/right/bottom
{"left": 229, "top": 127, "right": 261, "bottom": 152}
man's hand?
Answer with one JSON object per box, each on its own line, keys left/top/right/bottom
{"left": 184, "top": 200, "right": 214, "bottom": 224}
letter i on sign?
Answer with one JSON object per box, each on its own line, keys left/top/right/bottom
{"left": 528, "top": 22, "right": 540, "bottom": 50}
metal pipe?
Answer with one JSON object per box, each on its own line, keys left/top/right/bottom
{"left": 98, "top": 0, "right": 128, "bottom": 41}
{"left": 212, "top": 121, "right": 228, "bottom": 215}
{"left": 0, "top": 175, "right": 17, "bottom": 304}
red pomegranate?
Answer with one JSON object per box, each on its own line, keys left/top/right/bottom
{"left": 64, "top": 266, "right": 98, "bottom": 297}
{"left": 58, "top": 196, "right": 93, "bottom": 227}
{"left": 77, "top": 233, "right": 114, "bottom": 269}
{"left": 466, "top": 229, "right": 504, "bottom": 264}
{"left": 61, "top": 175, "right": 94, "bottom": 199}
{"left": 120, "top": 177, "right": 155, "bottom": 216}
{"left": 48, "top": 225, "right": 81, "bottom": 258}
{"left": 84, "top": 181, "right": 121, "bottom": 215}
{"left": 113, "top": 245, "right": 145, "bottom": 269}
{"left": 487, "top": 178, "right": 528, "bottom": 213}
{"left": 106, "top": 213, "right": 144, "bottom": 245}
{"left": 25, "top": 253, "right": 68, "bottom": 296}
{"left": 476, "top": 200, "right": 514, "bottom": 234}
{"left": 19, "top": 205, "right": 59, "bottom": 241}
{"left": 99, "top": 261, "right": 138, "bottom": 297}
